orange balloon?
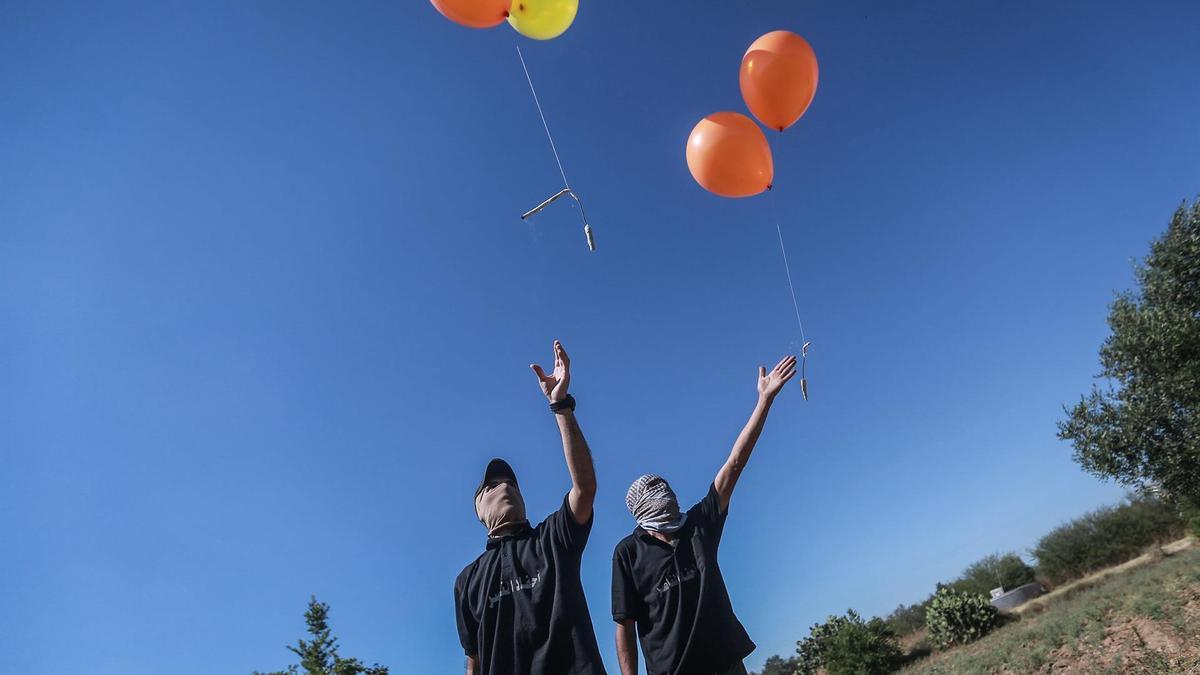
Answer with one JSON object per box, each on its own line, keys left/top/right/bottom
{"left": 740, "top": 30, "right": 819, "bottom": 132}
{"left": 686, "top": 112, "right": 774, "bottom": 198}
{"left": 430, "top": 0, "right": 511, "bottom": 29}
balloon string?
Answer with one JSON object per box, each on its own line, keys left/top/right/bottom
{"left": 514, "top": 39, "right": 572, "bottom": 191}
{"left": 769, "top": 189, "right": 807, "bottom": 344}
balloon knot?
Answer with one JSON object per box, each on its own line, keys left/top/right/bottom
{"left": 767, "top": 184, "right": 774, "bottom": 191}
{"left": 503, "top": 10, "right": 509, "bottom": 16}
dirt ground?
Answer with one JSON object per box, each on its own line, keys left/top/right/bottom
{"left": 1036, "top": 614, "right": 1198, "bottom": 674}
{"left": 901, "top": 540, "right": 1200, "bottom": 675}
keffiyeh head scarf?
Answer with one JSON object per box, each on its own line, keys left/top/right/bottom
{"left": 626, "top": 474, "right": 687, "bottom": 534}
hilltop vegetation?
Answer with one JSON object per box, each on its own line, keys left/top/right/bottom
{"left": 900, "top": 545, "right": 1200, "bottom": 674}
{"left": 752, "top": 494, "right": 1194, "bottom": 675}
{"left": 752, "top": 196, "right": 1200, "bottom": 675}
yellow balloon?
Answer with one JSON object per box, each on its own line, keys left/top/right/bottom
{"left": 507, "top": 0, "right": 577, "bottom": 40}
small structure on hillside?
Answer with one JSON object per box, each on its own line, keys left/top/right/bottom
{"left": 989, "top": 582, "right": 1045, "bottom": 612}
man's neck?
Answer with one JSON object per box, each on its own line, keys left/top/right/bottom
{"left": 489, "top": 521, "right": 527, "bottom": 538}
{"left": 646, "top": 529, "right": 676, "bottom": 544}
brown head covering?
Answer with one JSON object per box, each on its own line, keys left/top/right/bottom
{"left": 475, "top": 480, "right": 527, "bottom": 536}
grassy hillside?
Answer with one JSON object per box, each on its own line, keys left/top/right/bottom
{"left": 900, "top": 544, "right": 1200, "bottom": 674}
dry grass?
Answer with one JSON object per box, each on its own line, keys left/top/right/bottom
{"left": 900, "top": 538, "right": 1200, "bottom": 674}
{"left": 1012, "top": 537, "right": 1195, "bottom": 617}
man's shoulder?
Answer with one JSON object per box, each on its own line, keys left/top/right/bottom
{"left": 456, "top": 550, "right": 492, "bottom": 588}
{"left": 612, "top": 531, "right": 641, "bottom": 557}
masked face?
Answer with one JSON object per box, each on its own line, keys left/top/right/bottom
{"left": 626, "top": 474, "right": 687, "bottom": 533}
{"left": 474, "top": 479, "right": 528, "bottom": 536}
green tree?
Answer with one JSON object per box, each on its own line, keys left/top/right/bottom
{"left": 1058, "top": 198, "right": 1200, "bottom": 507}
{"left": 1187, "top": 502, "right": 1200, "bottom": 537}
{"left": 884, "top": 553, "right": 1034, "bottom": 637}
{"left": 795, "top": 609, "right": 903, "bottom": 675}
{"left": 884, "top": 600, "right": 929, "bottom": 636}
{"left": 253, "top": 597, "right": 388, "bottom": 675}
{"left": 951, "top": 552, "right": 1037, "bottom": 596}
{"left": 1032, "top": 493, "right": 1186, "bottom": 585}
{"left": 754, "top": 654, "right": 800, "bottom": 675}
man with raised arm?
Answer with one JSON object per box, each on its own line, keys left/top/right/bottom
{"left": 611, "top": 355, "right": 798, "bottom": 675}
{"left": 454, "top": 340, "right": 607, "bottom": 675}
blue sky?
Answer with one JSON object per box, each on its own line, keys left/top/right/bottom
{"left": 3, "top": 1, "right": 1199, "bottom": 673}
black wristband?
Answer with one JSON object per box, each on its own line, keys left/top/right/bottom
{"left": 549, "top": 394, "right": 576, "bottom": 414}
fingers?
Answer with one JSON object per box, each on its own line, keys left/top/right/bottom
{"left": 759, "top": 366, "right": 767, "bottom": 379}
{"left": 779, "top": 365, "right": 798, "bottom": 383}
{"left": 531, "top": 364, "right": 550, "bottom": 382}
{"left": 776, "top": 359, "right": 796, "bottom": 382}
{"left": 779, "top": 357, "right": 798, "bottom": 380}
{"left": 554, "top": 340, "right": 570, "bottom": 366}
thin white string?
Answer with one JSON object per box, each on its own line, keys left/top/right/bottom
{"left": 514, "top": 39, "right": 571, "bottom": 190}
{"left": 770, "top": 190, "right": 807, "bottom": 343}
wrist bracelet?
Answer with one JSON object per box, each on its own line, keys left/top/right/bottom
{"left": 549, "top": 394, "right": 576, "bottom": 414}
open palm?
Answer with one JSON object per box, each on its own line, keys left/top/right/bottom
{"left": 531, "top": 340, "right": 571, "bottom": 402}
{"left": 758, "top": 355, "right": 798, "bottom": 399}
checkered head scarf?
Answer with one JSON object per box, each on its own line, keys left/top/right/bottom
{"left": 625, "top": 474, "right": 687, "bottom": 534}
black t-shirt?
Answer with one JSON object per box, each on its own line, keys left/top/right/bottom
{"left": 611, "top": 484, "right": 755, "bottom": 675}
{"left": 455, "top": 494, "right": 607, "bottom": 675}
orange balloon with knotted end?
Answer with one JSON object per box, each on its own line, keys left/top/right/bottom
{"left": 740, "top": 30, "right": 819, "bottom": 132}
{"left": 686, "top": 112, "right": 774, "bottom": 198}
{"left": 430, "top": 0, "right": 512, "bottom": 28}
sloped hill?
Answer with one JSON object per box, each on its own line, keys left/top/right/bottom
{"left": 901, "top": 543, "right": 1200, "bottom": 674}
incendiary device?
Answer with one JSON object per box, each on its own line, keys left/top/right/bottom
{"left": 521, "top": 187, "right": 595, "bottom": 252}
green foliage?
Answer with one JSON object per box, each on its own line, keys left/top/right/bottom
{"left": 795, "top": 609, "right": 903, "bottom": 675}
{"left": 1031, "top": 494, "right": 1187, "bottom": 585}
{"left": 951, "top": 552, "right": 1038, "bottom": 597}
{"left": 1182, "top": 498, "right": 1200, "bottom": 537}
{"left": 1058, "top": 198, "right": 1200, "bottom": 505}
{"left": 884, "top": 553, "right": 1034, "bottom": 638}
{"left": 902, "top": 547, "right": 1200, "bottom": 674}
{"left": 753, "top": 654, "right": 800, "bottom": 675}
{"left": 924, "top": 587, "right": 1000, "bottom": 650}
{"left": 253, "top": 597, "right": 388, "bottom": 675}
{"left": 885, "top": 600, "right": 930, "bottom": 636}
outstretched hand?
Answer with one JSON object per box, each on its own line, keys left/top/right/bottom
{"left": 531, "top": 340, "right": 571, "bottom": 403}
{"left": 758, "top": 355, "right": 798, "bottom": 400}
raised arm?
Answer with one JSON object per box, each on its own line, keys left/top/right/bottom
{"left": 465, "top": 655, "right": 477, "bottom": 675}
{"left": 713, "top": 355, "right": 797, "bottom": 512}
{"left": 531, "top": 340, "right": 597, "bottom": 525}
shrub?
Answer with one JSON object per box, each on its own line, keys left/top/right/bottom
{"left": 885, "top": 600, "right": 930, "bottom": 636}
{"left": 952, "top": 552, "right": 1037, "bottom": 596}
{"left": 884, "top": 553, "right": 1033, "bottom": 637}
{"left": 753, "top": 655, "right": 800, "bottom": 675}
{"left": 795, "top": 609, "right": 903, "bottom": 675}
{"left": 1032, "top": 494, "right": 1187, "bottom": 585}
{"left": 1184, "top": 499, "right": 1200, "bottom": 537}
{"left": 925, "top": 587, "right": 1000, "bottom": 649}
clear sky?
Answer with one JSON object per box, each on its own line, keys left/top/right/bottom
{"left": 3, "top": 1, "right": 1199, "bottom": 673}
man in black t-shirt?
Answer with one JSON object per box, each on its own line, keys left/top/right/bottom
{"left": 611, "top": 355, "right": 798, "bottom": 675}
{"left": 454, "top": 340, "right": 607, "bottom": 675}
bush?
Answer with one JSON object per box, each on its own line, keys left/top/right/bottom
{"left": 1184, "top": 499, "right": 1200, "bottom": 537}
{"left": 952, "top": 552, "right": 1037, "bottom": 596}
{"left": 1032, "top": 494, "right": 1187, "bottom": 585}
{"left": 885, "top": 600, "right": 929, "bottom": 636}
{"left": 795, "top": 609, "right": 903, "bottom": 675}
{"left": 753, "top": 655, "right": 800, "bottom": 675}
{"left": 884, "top": 553, "right": 1033, "bottom": 637}
{"left": 925, "top": 587, "right": 1000, "bottom": 649}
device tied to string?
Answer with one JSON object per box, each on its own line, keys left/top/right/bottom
{"left": 514, "top": 39, "right": 595, "bottom": 252}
